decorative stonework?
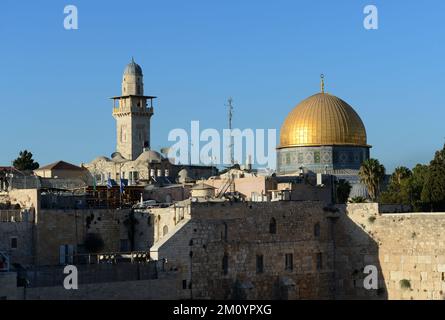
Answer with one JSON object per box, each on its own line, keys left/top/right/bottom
{"left": 277, "top": 146, "right": 370, "bottom": 175}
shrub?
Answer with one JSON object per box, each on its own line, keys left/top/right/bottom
{"left": 400, "top": 279, "right": 411, "bottom": 290}
{"left": 349, "top": 196, "right": 367, "bottom": 203}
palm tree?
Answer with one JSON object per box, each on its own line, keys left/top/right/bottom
{"left": 359, "top": 159, "right": 386, "bottom": 201}
{"left": 391, "top": 166, "right": 412, "bottom": 186}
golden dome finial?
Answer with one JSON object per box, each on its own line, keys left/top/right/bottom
{"left": 320, "top": 74, "right": 325, "bottom": 93}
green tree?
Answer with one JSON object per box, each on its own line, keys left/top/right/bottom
{"left": 359, "top": 158, "right": 386, "bottom": 201}
{"left": 391, "top": 166, "right": 412, "bottom": 186}
{"left": 408, "top": 164, "right": 429, "bottom": 211}
{"left": 12, "top": 150, "right": 39, "bottom": 171}
{"left": 380, "top": 166, "right": 412, "bottom": 205}
{"left": 421, "top": 144, "right": 445, "bottom": 211}
{"left": 336, "top": 179, "right": 352, "bottom": 204}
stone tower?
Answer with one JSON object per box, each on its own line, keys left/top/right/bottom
{"left": 111, "top": 58, "right": 156, "bottom": 160}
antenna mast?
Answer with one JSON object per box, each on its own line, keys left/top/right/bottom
{"left": 227, "top": 97, "right": 234, "bottom": 166}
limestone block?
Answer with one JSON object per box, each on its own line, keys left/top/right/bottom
{"left": 390, "top": 271, "right": 403, "bottom": 281}
{"left": 437, "top": 264, "right": 445, "bottom": 272}
{"left": 418, "top": 256, "right": 432, "bottom": 264}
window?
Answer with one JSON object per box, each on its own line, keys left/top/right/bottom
{"left": 285, "top": 253, "right": 293, "bottom": 271}
{"left": 163, "top": 225, "right": 168, "bottom": 236}
{"left": 10, "top": 237, "right": 17, "bottom": 250}
{"left": 59, "top": 244, "right": 74, "bottom": 265}
{"left": 316, "top": 253, "right": 323, "bottom": 270}
{"left": 222, "top": 254, "right": 229, "bottom": 275}
{"left": 269, "top": 218, "right": 277, "bottom": 234}
{"left": 314, "top": 223, "right": 321, "bottom": 238}
{"left": 286, "top": 153, "right": 291, "bottom": 164}
{"left": 256, "top": 255, "right": 264, "bottom": 274}
{"left": 182, "top": 280, "right": 187, "bottom": 289}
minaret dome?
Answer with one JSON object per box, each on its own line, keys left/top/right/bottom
{"left": 122, "top": 58, "right": 144, "bottom": 96}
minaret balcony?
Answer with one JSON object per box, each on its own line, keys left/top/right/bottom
{"left": 113, "top": 106, "right": 153, "bottom": 116}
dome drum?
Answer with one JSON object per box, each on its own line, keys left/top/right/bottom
{"left": 277, "top": 145, "right": 370, "bottom": 175}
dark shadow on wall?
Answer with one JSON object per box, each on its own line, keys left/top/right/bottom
{"left": 331, "top": 205, "right": 388, "bottom": 300}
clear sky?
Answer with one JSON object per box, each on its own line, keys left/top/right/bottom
{"left": 1, "top": 0, "right": 445, "bottom": 172}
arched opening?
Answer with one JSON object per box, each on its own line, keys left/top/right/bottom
{"left": 269, "top": 218, "right": 277, "bottom": 234}
{"left": 163, "top": 225, "right": 168, "bottom": 236}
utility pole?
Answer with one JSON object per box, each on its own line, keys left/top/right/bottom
{"left": 226, "top": 97, "right": 234, "bottom": 166}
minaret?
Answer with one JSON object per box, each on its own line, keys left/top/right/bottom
{"left": 111, "top": 58, "right": 156, "bottom": 160}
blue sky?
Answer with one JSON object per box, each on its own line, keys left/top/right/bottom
{"left": 1, "top": 0, "right": 445, "bottom": 172}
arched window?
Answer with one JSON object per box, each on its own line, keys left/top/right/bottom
{"left": 269, "top": 218, "right": 277, "bottom": 234}
{"left": 314, "top": 223, "right": 320, "bottom": 238}
{"left": 222, "top": 254, "right": 229, "bottom": 275}
{"left": 163, "top": 225, "right": 168, "bottom": 236}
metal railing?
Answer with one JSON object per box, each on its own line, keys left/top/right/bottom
{"left": 23, "top": 260, "right": 158, "bottom": 288}
{"left": 0, "top": 251, "right": 9, "bottom": 272}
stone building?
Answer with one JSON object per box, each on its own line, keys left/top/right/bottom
{"left": 83, "top": 59, "right": 215, "bottom": 187}
{"left": 3, "top": 182, "right": 445, "bottom": 300}
{"left": 276, "top": 77, "right": 373, "bottom": 198}
{"left": 34, "top": 161, "right": 92, "bottom": 183}
{"left": 277, "top": 76, "right": 370, "bottom": 175}
{"left": 112, "top": 58, "right": 155, "bottom": 161}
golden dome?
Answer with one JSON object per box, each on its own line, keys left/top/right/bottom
{"left": 279, "top": 92, "right": 368, "bottom": 149}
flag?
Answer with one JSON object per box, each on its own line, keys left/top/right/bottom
{"left": 120, "top": 179, "right": 128, "bottom": 194}
{"left": 107, "top": 177, "right": 112, "bottom": 189}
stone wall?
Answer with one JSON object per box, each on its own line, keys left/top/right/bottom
{"left": 8, "top": 189, "right": 40, "bottom": 214}
{"left": 34, "top": 209, "right": 131, "bottom": 265}
{"left": 0, "top": 272, "right": 19, "bottom": 300}
{"left": 0, "top": 219, "right": 34, "bottom": 266}
{"left": 340, "top": 203, "right": 445, "bottom": 300}
{"left": 153, "top": 201, "right": 343, "bottom": 299}
{"left": 144, "top": 185, "right": 191, "bottom": 204}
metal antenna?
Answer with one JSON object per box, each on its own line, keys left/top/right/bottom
{"left": 226, "top": 97, "right": 234, "bottom": 165}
